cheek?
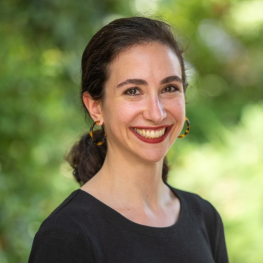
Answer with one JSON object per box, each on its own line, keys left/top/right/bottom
{"left": 167, "top": 97, "right": 185, "bottom": 117}
{"left": 103, "top": 100, "right": 141, "bottom": 128}
{"left": 118, "top": 100, "right": 155, "bottom": 124}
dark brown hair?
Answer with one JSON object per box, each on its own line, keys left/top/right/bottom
{"left": 66, "top": 17, "right": 188, "bottom": 185}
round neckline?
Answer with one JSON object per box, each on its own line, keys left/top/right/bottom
{"left": 77, "top": 184, "right": 188, "bottom": 238}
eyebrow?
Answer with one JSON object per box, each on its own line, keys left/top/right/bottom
{"left": 161, "top": 75, "right": 182, "bottom": 84}
{"left": 116, "top": 75, "right": 182, "bottom": 88}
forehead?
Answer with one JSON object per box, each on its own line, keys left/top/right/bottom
{"left": 107, "top": 42, "right": 182, "bottom": 83}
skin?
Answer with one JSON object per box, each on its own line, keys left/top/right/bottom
{"left": 82, "top": 42, "right": 185, "bottom": 227}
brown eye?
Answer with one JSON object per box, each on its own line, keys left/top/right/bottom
{"left": 162, "top": 85, "right": 178, "bottom": 93}
{"left": 124, "top": 87, "right": 141, "bottom": 96}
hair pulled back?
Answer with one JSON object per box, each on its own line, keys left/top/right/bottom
{"left": 66, "top": 17, "right": 188, "bottom": 185}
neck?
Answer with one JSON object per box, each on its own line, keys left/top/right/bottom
{"left": 85, "top": 146, "right": 169, "bottom": 209}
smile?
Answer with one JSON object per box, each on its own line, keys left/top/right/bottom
{"left": 134, "top": 128, "right": 166, "bottom": 138}
{"left": 130, "top": 125, "right": 173, "bottom": 144}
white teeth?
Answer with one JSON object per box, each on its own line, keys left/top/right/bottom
{"left": 133, "top": 128, "right": 166, "bottom": 139}
{"left": 146, "top": 130, "right": 150, "bottom": 137}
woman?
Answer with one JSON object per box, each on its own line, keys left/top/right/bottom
{"left": 29, "top": 17, "right": 229, "bottom": 263}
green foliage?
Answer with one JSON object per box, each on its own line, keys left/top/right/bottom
{"left": 0, "top": 0, "right": 262, "bottom": 262}
{"left": 168, "top": 103, "right": 263, "bottom": 263}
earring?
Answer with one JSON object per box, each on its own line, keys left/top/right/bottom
{"left": 89, "top": 121, "right": 107, "bottom": 146}
{"left": 178, "top": 117, "right": 190, "bottom": 138}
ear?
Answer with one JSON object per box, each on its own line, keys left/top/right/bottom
{"left": 82, "top": 92, "right": 104, "bottom": 125}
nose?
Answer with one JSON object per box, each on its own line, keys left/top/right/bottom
{"left": 143, "top": 95, "right": 167, "bottom": 123}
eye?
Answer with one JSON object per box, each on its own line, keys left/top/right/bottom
{"left": 162, "top": 85, "right": 179, "bottom": 93}
{"left": 124, "top": 87, "right": 141, "bottom": 96}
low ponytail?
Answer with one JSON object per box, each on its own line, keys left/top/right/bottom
{"left": 66, "top": 129, "right": 169, "bottom": 184}
{"left": 66, "top": 129, "right": 107, "bottom": 185}
{"left": 162, "top": 157, "right": 169, "bottom": 182}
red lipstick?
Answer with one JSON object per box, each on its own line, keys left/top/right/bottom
{"left": 129, "top": 125, "right": 173, "bottom": 144}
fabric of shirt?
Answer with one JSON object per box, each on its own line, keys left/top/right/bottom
{"left": 28, "top": 185, "right": 229, "bottom": 263}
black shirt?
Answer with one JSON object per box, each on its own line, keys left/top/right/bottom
{"left": 28, "top": 185, "right": 229, "bottom": 263}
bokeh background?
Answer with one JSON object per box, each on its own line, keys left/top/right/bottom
{"left": 1, "top": 0, "right": 263, "bottom": 262}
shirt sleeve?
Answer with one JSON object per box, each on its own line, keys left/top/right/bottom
{"left": 212, "top": 208, "right": 229, "bottom": 263}
{"left": 202, "top": 200, "right": 229, "bottom": 263}
{"left": 28, "top": 215, "right": 95, "bottom": 263}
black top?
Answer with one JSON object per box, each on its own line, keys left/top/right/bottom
{"left": 28, "top": 185, "right": 229, "bottom": 263}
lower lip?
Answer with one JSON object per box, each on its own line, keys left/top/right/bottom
{"left": 130, "top": 126, "right": 173, "bottom": 144}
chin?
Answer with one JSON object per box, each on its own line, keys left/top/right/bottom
{"left": 137, "top": 151, "right": 167, "bottom": 163}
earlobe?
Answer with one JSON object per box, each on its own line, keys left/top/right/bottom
{"left": 82, "top": 92, "right": 103, "bottom": 125}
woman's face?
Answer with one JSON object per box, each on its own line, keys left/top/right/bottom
{"left": 100, "top": 42, "right": 185, "bottom": 163}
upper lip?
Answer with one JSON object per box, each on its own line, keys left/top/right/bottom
{"left": 129, "top": 125, "right": 172, "bottom": 130}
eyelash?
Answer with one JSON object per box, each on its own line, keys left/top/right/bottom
{"left": 124, "top": 85, "right": 179, "bottom": 96}
{"left": 161, "top": 85, "right": 180, "bottom": 93}
{"left": 124, "top": 87, "right": 141, "bottom": 96}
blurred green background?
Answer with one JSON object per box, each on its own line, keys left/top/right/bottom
{"left": 0, "top": 0, "right": 263, "bottom": 262}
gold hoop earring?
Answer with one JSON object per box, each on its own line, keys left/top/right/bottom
{"left": 89, "top": 121, "right": 107, "bottom": 146}
{"left": 178, "top": 117, "right": 190, "bottom": 138}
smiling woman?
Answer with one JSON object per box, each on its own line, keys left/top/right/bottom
{"left": 28, "top": 17, "right": 229, "bottom": 263}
